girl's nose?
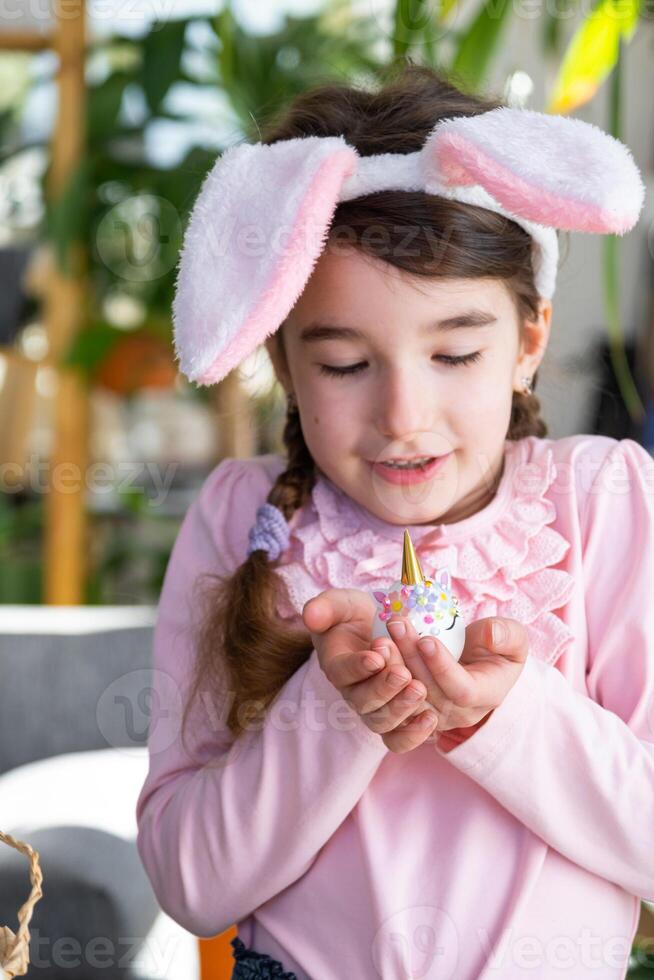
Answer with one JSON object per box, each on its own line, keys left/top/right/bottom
{"left": 376, "top": 367, "right": 433, "bottom": 440}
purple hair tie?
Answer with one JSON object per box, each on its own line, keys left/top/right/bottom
{"left": 247, "top": 503, "right": 290, "bottom": 561}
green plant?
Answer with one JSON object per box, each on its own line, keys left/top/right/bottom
{"left": 0, "top": 495, "right": 43, "bottom": 603}
{"left": 43, "top": 3, "right": 384, "bottom": 381}
{"left": 1, "top": 0, "right": 649, "bottom": 605}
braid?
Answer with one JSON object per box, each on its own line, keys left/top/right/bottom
{"left": 507, "top": 370, "right": 548, "bottom": 440}
{"left": 267, "top": 399, "right": 316, "bottom": 519}
{"left": 181, "top": 399, "right": 317, "bottom": 749}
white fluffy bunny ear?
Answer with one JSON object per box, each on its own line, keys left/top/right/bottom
{"left": 425, "top": 107, "right": 645, "bottom": 235}
{"left": 172, "top": 136, "right": 358, "bottom": 385}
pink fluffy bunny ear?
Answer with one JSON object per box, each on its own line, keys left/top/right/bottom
{"left": 426, "top": 107, "right": 645, "bottom": 235}
{"left": 172, "top": 136, "right": 358, "bottom": 385}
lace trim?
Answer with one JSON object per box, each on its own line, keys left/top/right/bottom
{"left": 275, "top": 438, "right": 576, "bottom": 667}
{"left": 231, "top": 937, "right": 298, "bottom": 979}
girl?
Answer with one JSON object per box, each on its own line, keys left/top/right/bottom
{"left": 135, "top": 65, "right": 654, "bottom": 979}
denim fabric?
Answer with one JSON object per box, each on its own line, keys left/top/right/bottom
{"left": 230, "top": 936, "right": 298, "bottom": 979}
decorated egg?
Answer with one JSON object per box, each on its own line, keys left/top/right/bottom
{"left": 370, "top": 529, "right": 465, "bottom": 662}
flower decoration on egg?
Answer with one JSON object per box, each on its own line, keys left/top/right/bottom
{"left": 370, "top": 529, "right": 465, "bottom": 662}
{"left": 407, "top": 583, "right": 436, "bottom": 613}
{"left": 373, "top": 588, "right": 411, "bottom": 622}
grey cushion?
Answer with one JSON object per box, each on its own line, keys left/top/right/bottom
{"left": 0, "top": 626, "right": 154, "bottom": 775}
{"left": 0, "top": 608, "right": 176, "bottom": 978}
{"left": 0, "top": 826, "right": 159, "bottom": 979}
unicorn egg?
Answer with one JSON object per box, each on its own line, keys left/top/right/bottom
{"left": 369, "top": 529, "right": 465, "bottom": 662}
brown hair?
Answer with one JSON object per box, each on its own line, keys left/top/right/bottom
{"left": 181, "top": 62, "right": 559, "bottom": 748}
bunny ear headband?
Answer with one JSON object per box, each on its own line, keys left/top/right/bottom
{"left": 172, "top": 105, "right": 645, "bottom": 386}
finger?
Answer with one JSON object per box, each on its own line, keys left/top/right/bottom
{"left": 370, "top": 635, "right": 406, "bottom": 671}
{"left": 381, "top": 709, "right": 439, "bottom": 754}
{"left": 329, "top": 644, "right": 392, "bottom": 690}
{"left": 302, "top": 589, "right": 374, "bottom": 635}
{"left": 487, "top": 617, "right": 530, "bottom": 664}
{"left": 385, "top": 616, "right": 435, "bottom": 689}
{"left": 358, "top": 677, "right": 429, "bottom": 733}
{"left": 416, "top": 635, "right": 477, "bottom": 706}
{"left": 343, "top": 659, "right": 425, "bottom": 716}
{"left": 463, "top": 617, "right": 529, "bottom": 665}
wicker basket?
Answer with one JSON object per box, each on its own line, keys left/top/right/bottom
{"left": 0, "top": 831, "right": 43, "bottom": 979}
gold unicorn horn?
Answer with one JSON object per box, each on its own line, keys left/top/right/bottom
{"left": 401, "top": 529, "right": 425, "bottom": 585}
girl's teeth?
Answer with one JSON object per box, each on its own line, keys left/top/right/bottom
{"left": 383, "top": 457, "right": 434, "bottom": 469}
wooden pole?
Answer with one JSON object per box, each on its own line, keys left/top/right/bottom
{"left": 211, "top": 370, "right": 256, "bottom": 459}
{"left": 42, "top": 0, "right": 88, "bottom": 604}
{"left": 0, "top": 350, "right": 38, "bottom": 487}
{"left": 0, "top": 30, "right": 52, "bottom": 51}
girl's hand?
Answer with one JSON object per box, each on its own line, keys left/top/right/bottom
{"left": 381, "top": 612, "right": 529, "bottom": 751}
{"left": 302, "top": 589, "right": 439, "bottom": 747}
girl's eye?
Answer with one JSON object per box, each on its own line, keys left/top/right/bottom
{"left": 318, "top": 361, "right": 367, "bottom": 377}
{"left": 318, "top": 351, "right": 482, "bottom": 378}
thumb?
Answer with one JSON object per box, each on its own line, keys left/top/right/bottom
{"left": 302, "top": 589, "right": 374, "bottom": 634}
{"left": 302, "top": 594, "right": 332, "bottom": 634}
{"left": 488, "top": 617, "right": 529, "bottom": 662}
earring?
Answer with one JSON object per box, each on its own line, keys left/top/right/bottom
{"left": 521, "top": 376, "right": 533, "bottom": 396}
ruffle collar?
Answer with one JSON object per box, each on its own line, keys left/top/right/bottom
{"left": 275, "top": 437, "right": 576, "bottom": 668}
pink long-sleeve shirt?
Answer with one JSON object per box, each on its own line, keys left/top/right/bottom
{"left": 135, "top": 433, "right": 654, "bottom": 979}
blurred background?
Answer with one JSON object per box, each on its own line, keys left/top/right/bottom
{"left": 1, "top": 1, "right": 654, "bottom": 978}
{"left": 1, "top": 0, "right": 654, "bottom": 608}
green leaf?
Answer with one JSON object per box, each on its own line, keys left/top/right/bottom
{"left": 215, "top": 4, "right": 237, "bottom": 93}
{"left": 60, "top": 319, "right": 123, "bottom": 375}
{"left": 87, "top": 70, "right": 131, "bottom": 143}
{"left": 541, "top": 0, "right": 577, "bottom": 56}
{"left": 45, "top": 156, "right": 91, "bottom": 276}
{"left": 393, "top": 0, "right": 444, "bottom": 63}
{"left": 451, "top": 0, "right": 514, "bottom": 91}
{"left": 142, "top": 18, "right": 188, "bottom": 115}
{"left": 211, "top": 7, "right": 382, "bottom": 139}
{"left": 439, "top": 0, "right": 459, "bottom": 22}
{"left": 548, "top": 0, "right": 642, "bottom": 112}
{"left": 393, "top": 0, "right": 414, "bottom": 58}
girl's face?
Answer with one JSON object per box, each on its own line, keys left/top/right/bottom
{"left": 266, "top": 246, "right": 551, "bottom": 526}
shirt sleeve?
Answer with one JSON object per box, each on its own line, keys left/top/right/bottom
{"left": 135, "top": 457, "right": 389, "bottom": 938}
{"left": 431, "top": 438, "right": 654, "bottom": 901}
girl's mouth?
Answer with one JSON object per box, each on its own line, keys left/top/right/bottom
{"left": 371, "top": 454, "right": 452, "bottom": 485}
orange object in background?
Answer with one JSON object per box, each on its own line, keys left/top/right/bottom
{"left": 95, "top": 330, "right": 178, "bottom": 394}
{"left": 199, "top": 925, "right": 237, "bottom": 980}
